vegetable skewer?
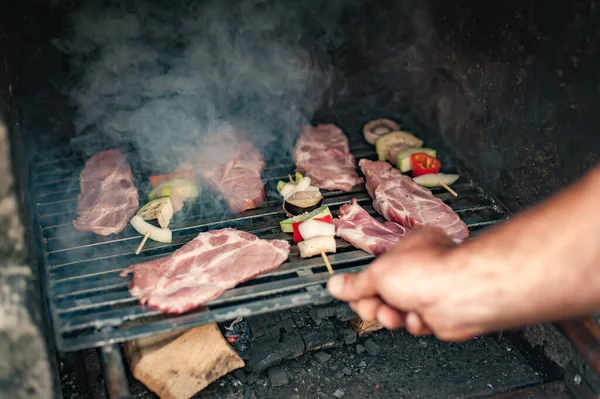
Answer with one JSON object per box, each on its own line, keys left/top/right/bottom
{"left": 135, "top": 232, "right": 151, "bottom": 255}
{"left": 439, "top": 180, "right": 458, "bottom": 197}
{"left": 320, "top": 249, "right": 334, "bottom": 275}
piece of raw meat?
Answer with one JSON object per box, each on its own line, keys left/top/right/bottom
{"left": 359, "top": 159, "right": 469, "bottom": 241}
{"left": 293, "top": 124, "right": 363, "bottom": 192}
{"left": 73, "top": 149, "right": 139, "bottom": 235}
{"left": 120, "top": 228, "right": 290, "bottom": 314}
{"left": 194, "top": 129, "right": 265, "bottom": 213}
{"left": 334, "top": 199, "right": 410, "bottom": 256}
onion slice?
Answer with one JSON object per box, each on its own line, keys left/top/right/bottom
{"left": 130, "top": 215, "right": 172, "bottom": 243}
{"left": 298, "top": 219, "right": 335, "bottom": 241}
{"left": 298, "top": 236, "right": 337, "bottom": 258}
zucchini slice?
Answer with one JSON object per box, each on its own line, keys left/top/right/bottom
{"left": 413, "top": 173, "right": 459, "bottom": 188}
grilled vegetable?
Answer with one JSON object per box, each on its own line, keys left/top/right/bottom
{"left": 280, "top": 205, "right": 332, "bottom": 233}
{"left": 276, "top": 172, "right": 304, "bottom": 193}
{"left": 413, "top": 173, "right": 459, "bottom": 187}
{"left": 410, "top": 153, "right": 441, "bottom": 177}
{"left": 375, "top": 131, "right": 424, "bottom": 161}
{"left": 283, "top": 190, "right": 324, "bottom": 217}
{"left": 278, "top": 176, "right": 315, "bottom": 200}
{"left": 396, "top": 148, "right": 437, "bottom": 173}
{"left": 298, "top": 219, "right": 335, "bottom": 241}
{"left": 298, "top": 236, "right": 337, "bottom": 258}
{"left": 294, "top": 176, "right": 312, "bottom": 192}
{"left": 363, "top": 118, "right": 400, "bottom": 145}
{"left": 276, "top": 180, "right": 287, "bottom": 193}
{"left": 148, "top": 178, "right": 198, "bottom": 200}
{"left": 292, "top": 215, "right": 332, "bottom": 243}
{"left": 130, "top": 215, "right": 172, "bottom": 243}
{"left": 136, "top": 197, "right": 174, "bottom": 228}
{"left": 148, "top": 178, "right": 198, "bottom": 212}
{"left": 279, "top": 183, "right": 297, "bottom": 199}
{"left": 291, "top": 172, "right": 303, "bottom": 183}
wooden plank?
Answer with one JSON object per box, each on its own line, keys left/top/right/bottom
{"left": 349, "top": 317, "right": 385, "bottom": 336}
{"left": 123, "top": 323, "right": 244, "bottom": 399}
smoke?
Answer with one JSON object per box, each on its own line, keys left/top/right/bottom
{"left": 55, "top": 0, "right": 360, "bottom": 172}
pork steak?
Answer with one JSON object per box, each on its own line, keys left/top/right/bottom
{"left": 293, "top": 124, "right": 363, "bottom": 192}
{"left": 73, "top": 149, "right": 139, "bottom": 236}
{"left": 194, "top": 130, "right": 265, "bottom": 213}
{"left": 359, "top": 159, "right": 469, "bottom": 241}
{"left": 121, "top": 228, "right": 290, "bottom": 314}
{"left": 334, "top": 199, "right": 410, "bottom": 256}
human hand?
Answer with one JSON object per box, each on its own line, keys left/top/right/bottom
{"left": 327, "top": 227, "right": 508, "bottom": 341}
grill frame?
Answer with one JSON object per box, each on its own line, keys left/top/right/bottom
{"left": 29, "top": 132, "right": 510, "bottom": 353}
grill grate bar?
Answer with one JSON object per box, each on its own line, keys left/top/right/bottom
{"left": 30, "top": 134, "right": 509, "bottom": 352}
{"left": 60, "top": 262, "right": 365, "bottom": 333}
{"left": 63, "top": 285, "right": 337, "bottom": 352}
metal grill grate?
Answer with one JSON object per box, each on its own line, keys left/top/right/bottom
{"left": 30, "top": 134, "right": 509, "bottom": 352}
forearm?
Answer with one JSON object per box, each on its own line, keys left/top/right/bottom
{"left": 455, "top": 167, "right": 600, "bottom": 332}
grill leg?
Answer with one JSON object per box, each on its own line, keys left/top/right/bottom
{"left": 100, "top": 344, "right": 130, "bottom": 399}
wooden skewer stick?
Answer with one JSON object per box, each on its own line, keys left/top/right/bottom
{"left": 135, "top": 232, "right": 151, "bottom": 255}
{"left": 288, "top": 174, "right": 294, "bottom": 183}
{"left": 439, "top": 181, "right": 458, "bottom": 197}
{"left": 320, "top": 249, "right": 334, "bottom": 275}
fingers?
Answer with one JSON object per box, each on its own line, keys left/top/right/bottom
{"left": 349, "top": 298, "right": 406, "bottom": 330}
{"left": 376, "top": 304, "right": 406, "bottom": 330}
{"left": 327, "top": 266, "right": 380, "bottom": 302}
{"left": 405, "top": 312, "right": 433, "bottom": 336}
{"left": 349, "top": 297, "right": 382, "bottom": 321}
{"left": 399, "top": 226, "right": 457, "bottom": 252}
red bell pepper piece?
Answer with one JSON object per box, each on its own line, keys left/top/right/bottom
{"left": 292, "top": 215, "right": 333, "bottom": 243}
{"left": 410, "top": 152, "right": 441, "bottom": 177}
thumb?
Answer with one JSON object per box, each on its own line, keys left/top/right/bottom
{"left": 327, "top": 266, "right": 380, "bottom": 302}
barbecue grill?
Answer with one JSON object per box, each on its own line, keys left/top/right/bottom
{"left": 3, "top": 0, "right": 600, "bottom": 398}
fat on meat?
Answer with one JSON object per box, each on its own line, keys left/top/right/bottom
{"left": 72, "top": 149, "right": 139, "bottom": 236}
{"left": 359, "top": 159, "right": 469, "bottom": 241}
{"left": 293, "top": 124, "right": 363, "bottom": 192}
{"left": 120, "top": 228, "right": 290, "bottom": 314}
{"left": 334, "top": 199, "right": 410, "bottom": 256}
{"left": 194, "top": 130, "right": 265, "bottom": 213}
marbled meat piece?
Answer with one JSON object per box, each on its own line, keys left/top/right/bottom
{"left": 293, "top": 124, "right": 363, "bottom": 192}
{"left": 334, "top": 199, "right": 410, "bottom": 256}
{"left": 72, "top": 149, "right": 139, "bottom": 235}
{"left": 359, "top": 159, "right": 469, "bottom": 241}
{"left": 120, "top": 228, "right": 290, "bottom": 314}
{"left": 195, "top": 130, "right": 265, "bottom": 213}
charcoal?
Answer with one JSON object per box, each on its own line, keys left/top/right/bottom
{"left": 335, "top": 371, "right": 345, "bottom": 379}
{"left": 313, "top": 351, "right": 331, "bottom": 364}
{"left": 243, "top": 386, "right": 256, "bottom": 399}
{"left": 333, "top": 388, "right": 345, "bottom": 398}
{"left": 356, "top": 344, "right": 365, "bottom": 355}
{"left": 343, "top": 329, "right": 357, "bottom": 345}
{"left": 267, "top": 367, "right": 289, "bottom": 387}
{"left": 281, "top": 330, "right": 305, "bottom": 359}
{"left": 342, "top": 367, "right": 352, "bottom": 376}
{"left": 365, "top": 339, "right": 382, "bottom": 356}
{"left": 246, "top": 342, "right": 284, "bottom": 373}
{"left": 246, "top": 318, "right": 304, "bottom": 373}
{"left": 302, "top": 320, "right": 338, "bottom": 352}
{"left": 234, "top": 369, "right": 248, "bottom": 383}
{"left": 247, "top": 373, "right": 259, "bottom": 385}
{"left": 309, "top": 304, "right": 356, "bottom": 326}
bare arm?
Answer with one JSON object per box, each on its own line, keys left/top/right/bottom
{"left": 327, "top": 167, "right": 600, "bottom": 341}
